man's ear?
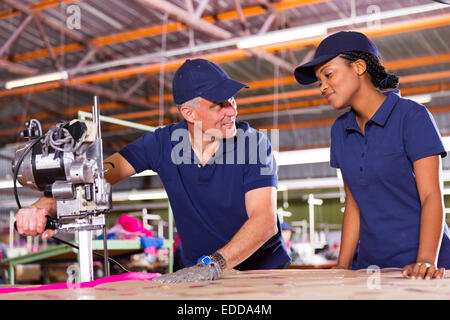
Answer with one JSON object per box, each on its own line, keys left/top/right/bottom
{"left": 180, "top": 105, "right": 196, "bottom": 123}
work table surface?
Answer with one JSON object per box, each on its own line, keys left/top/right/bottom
{"left": 1, "top": 268, "right": 449, "bottom": 300}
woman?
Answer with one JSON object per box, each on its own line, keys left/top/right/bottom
{"left": 294, "top": 31, "right": 449, "bottom": 279}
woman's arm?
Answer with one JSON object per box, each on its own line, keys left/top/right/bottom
{"left": 334, "top": 180, "right": 360, "bottom": 269}
{"left": 402, "top": 154, "right": 445, "bottom": 279}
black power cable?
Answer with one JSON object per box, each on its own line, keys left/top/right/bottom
{"left": 13, "top": 135, "right": 130, "bottom": 274}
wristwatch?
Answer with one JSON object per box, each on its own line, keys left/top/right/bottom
{"left": 202, "top": 252, "right": 227, "bottom": 271}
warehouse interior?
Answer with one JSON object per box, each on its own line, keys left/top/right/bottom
{"left": 0, "top": 0, "right": 449, "bottom": 299}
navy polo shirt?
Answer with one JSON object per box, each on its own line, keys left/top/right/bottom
{"left": 119, "top": 120, "right": 291, "bottom": 270}
{"left": 331, "top": 89, "right": 450, "bottom": 269}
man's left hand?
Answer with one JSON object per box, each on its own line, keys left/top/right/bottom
{"left": 152, "top": 262, "right": 222, "bottom": 283}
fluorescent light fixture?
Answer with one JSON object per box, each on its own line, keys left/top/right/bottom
{"left": 442, "top": 136, "right": 450, "bottom": 152}
{"left": 121, "top": 189, "right": 168, "bottom": 201}
{"left": 279, "top": 177, "right": 344, "bottom": 190}
{"left": 273, "top": 148, "right": 330, "bottom": 166}
{"left": 237, "top": 25, "right": 327, "bottom": 49}
{"left": 406, "top": 94, "right": 432, "bottom": 104}
{"left": 132, "top": 170, "right": 157, "bottom": 177}
{"left": 5, "top": 71, "right": 68, "bottom": 89}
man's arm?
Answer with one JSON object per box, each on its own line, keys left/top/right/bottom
{"left": 152, "top": 186, "right": 278, "bottom": 283}
{"left": 215, "top": 186, "right": 278, "bottom": 269}
{"left": 16, "top": 152, "right": 135, "bottom": 238}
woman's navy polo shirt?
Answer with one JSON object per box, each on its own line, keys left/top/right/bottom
{"left": 330, "top": 89, "right": 450, "bottom": 269}
{"left": 119, "top": 120, "right": 291, "bottom": 270}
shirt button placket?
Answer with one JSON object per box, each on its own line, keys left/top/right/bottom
{"left": 361, "top": 127, "right": 369, "bottom": 180}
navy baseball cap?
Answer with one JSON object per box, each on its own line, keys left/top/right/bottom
{"left": 294, "top": 31, "right": 379, "bottom": 85}
{"left": 173, "top": 58, "right": 249, "bottom": 105}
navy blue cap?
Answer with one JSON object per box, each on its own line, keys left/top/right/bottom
{"left": 294, "top": 31, "right": 379, "bottom": 85}
{"left": 173, "top": 58, "right": 249, "bottom": 105}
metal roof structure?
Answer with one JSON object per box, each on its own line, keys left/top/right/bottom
{"left": 0, "top": 0, "right": 449, "bottom": 214}
{"left": 0, "top": 0, "right": 448, "bottom": 153}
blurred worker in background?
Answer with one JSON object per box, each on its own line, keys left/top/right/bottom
{"left": 15, "top": 58, "right": 291, "bottom": 283}
{"left": 281, "top": 221, "right": 292, "bottom": 250}
{"left": 294, "top": 31, "right": 449, "bottom": 280}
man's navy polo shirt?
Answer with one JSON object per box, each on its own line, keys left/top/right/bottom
{"left": 330, "top": 89, "right": 450, "bottom": 269}
{"left": 119, "top": 120, "right": 291, "bottom": 270}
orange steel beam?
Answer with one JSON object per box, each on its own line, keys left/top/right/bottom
{"left": 255, "top": 104, "right": 450, "bottom": 131}
{"left": 11, "top": 0, "right": 328, "bottom": 62}
{"left": 1, "top": 82, "right": 449, "bottom": 138}
{"left": 2, "top": 69, "right": 449, "bottom": 130}
{"left": 0, "top": 49, "right": 250, "bottom": 98}
{"left": 235, "top": 70, "right": 450, "bottom": 105}
{"left": 2, "top": 12, "right": 449, "bottom": 100}
{"left": 6, "top": 69, "right": 450, "bottom": 126}
{"left": 258, "top": 13, "right": 450, "bottom": 54}
{"left": 145, "top": 53, "right": 450, "bottom": 103}
{"left": 0, "top": 0, "right": 79, "bottom": 20}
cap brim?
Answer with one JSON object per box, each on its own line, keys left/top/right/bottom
{"left": 200, "top": 78, "right": 249, "bottom": 102}
{"left": 294, "top": 53, "right": 339, "bottom": 85}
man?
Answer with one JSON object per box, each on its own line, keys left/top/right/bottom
{"left": 15, "top": 58, "right": 291, "bottom": 283}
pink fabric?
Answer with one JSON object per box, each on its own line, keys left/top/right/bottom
{"left": 0, "top": 272, "right": 161, "bottom": 294}
{"left": 117, "top": 214, "right": 153, "bottom": 237}
{"left": 144, "top": 246, "right": 158, "bottom": 255}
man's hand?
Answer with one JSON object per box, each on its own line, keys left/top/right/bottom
{"left": 402, "top": 262, "right": 445, "bottom": 280}
{"left": 152, "top": 262, "right": 222, "bottom": 283}
{"left": 16, "top": 207, "right": 55, "bottom": 239}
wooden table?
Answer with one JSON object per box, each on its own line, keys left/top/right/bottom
{"left": 0, "top": 268, "right": 449, "bottom": 300}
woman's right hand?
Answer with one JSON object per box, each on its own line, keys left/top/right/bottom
{"left": 15, "top": 207, "right": 55, "bottom": 239}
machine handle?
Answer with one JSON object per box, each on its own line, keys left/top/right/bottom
{"left": 14, "top": 215, "right": 59, "bottom": 232}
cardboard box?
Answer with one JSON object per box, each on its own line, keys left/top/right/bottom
{"left": 15, "top": 264, "right": 42, "bottom": 282}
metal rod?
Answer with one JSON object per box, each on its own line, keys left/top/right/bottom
{"left": 78, "top": 110, "right": 157, "bottom": 132}
{"left": 78, "top": 230, "right": 94, "bottom": 282}
{"left": 0, "top": 14, "right": 34, "bottom": 57}
{"left": 103, "top": 224, "right": 109, "bottom": 277}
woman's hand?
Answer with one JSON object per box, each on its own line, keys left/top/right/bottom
{"left": 402, "top": 262, "right": 445, "bottom": 280}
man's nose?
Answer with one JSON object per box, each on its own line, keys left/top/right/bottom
{"left": 223, "top": 102, "right": 237, "bottom": 117}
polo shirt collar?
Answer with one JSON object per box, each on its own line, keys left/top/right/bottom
{"left": 169, "top": 119, "right": 238, "bottom": 164}
{"left": 370, "top": 89, "right": 401, "bottom": 127}
{"left": 345, "top": 89, "right": 401, "bottom": 132}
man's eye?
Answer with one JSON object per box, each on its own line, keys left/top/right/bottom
{"left": 325, "top": 73, "right": 332, "bottom": 78}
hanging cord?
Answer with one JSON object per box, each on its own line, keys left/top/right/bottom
{"left": 13, "top": 136, "right": 130, "bottom": 274}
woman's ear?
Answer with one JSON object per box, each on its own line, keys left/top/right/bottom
{"left": 352, "top": 59, "right": 367, "bottom": 76}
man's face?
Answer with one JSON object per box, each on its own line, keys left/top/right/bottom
{"left": 194, "top": 97, "right": 238, "bottom": 140}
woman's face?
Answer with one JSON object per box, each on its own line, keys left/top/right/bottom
{"left": 314, "top": 56, "right": 362, "bottom": 110}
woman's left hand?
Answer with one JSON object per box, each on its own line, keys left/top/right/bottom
{"left": 402, "top": 262, "right": 445, "bottom": 280}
